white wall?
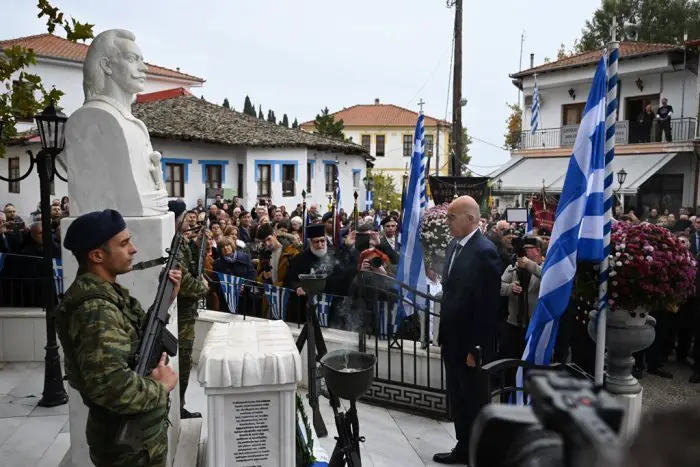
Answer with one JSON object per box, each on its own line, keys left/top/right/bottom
{"left": 656, "top": 152, "right": 697, "bottom": 207}
{"left": 0, "top": 143, "right": 68, "bottom": 220}
{"left": 521, "top": 56, "right": 699, "bottom": 131}
{"left": 343, "top": 127, "right": 449, "bottom": 177}
{"left": 12, "top": 58, "right": 201, "bottom": 132}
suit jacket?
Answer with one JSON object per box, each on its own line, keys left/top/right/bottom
{"left": 439, "top": 229, "right": 502, "bottom": 361}
{"left": 690, "top": 232, "right": 700, "bottom": 291}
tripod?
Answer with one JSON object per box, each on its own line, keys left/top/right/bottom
{"left": 328, "top": 398, "right": 364, "bottom": 467}
{"left": 295, "top": 293, "right": 338, "bottom": 438}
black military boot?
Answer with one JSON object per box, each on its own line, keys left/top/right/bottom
{"left": 181, "top": 407, "right": 202, "bottom": 419}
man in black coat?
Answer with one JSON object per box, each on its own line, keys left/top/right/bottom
{"left": 433, "top": 196, "right": 502, "bottom": 465}
{"left": 688, "top": 218, "right": 700, "bottom": 383}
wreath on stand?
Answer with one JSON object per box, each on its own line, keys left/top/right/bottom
{"left": 295, "top": 393, "right": 317, "bottom": 466}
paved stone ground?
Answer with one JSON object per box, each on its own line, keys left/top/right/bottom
{"left": 0, "top": 358, "right": 698, "bottom": 467}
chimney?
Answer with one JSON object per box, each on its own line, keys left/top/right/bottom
{"left": 374, "top": 98, "right": 380, "bottom": 105}
{"left": 176, "top": 67, "right": 180, "bottom": 72}
{"left": 530, "top": 53, "right": 534, "bottom": 69}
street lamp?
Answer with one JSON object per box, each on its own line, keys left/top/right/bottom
{"left": 616, "top": 169, "right": 627, "bottom": 189}
{"left": 496, "top": 178, "right": 503, "bottom": 191}
{"left": 362, "top": 174, "right": 374, "bottom": 192}
{"left": 0, "top": 101, "right": 69, "bottom": 407}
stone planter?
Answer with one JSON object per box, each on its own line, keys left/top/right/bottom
{"left": 588, "top": 308, "right": 656, "bottom": 395}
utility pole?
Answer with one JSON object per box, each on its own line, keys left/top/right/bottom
{"left": 517, "top": 31, "right": 525, "bottom": 105}
{"left": 448, "top": 0, "right": 463, "bottom": 177}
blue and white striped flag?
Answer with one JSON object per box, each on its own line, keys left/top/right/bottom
{"left": 53, "top": 258, "right": 64, "bottom": 297}
{"left": 216, "top": 272, "right": 242, "bottom": 314}
{"left": 516, "top": 55, "right": 608, "bottom": 404}
{"left": 376, "top": 301, "right": 398, "bottom": 340}
{"left": 365, "top": 189, "right": 373, "bottom": 211}
{"left": 396, "top": 113, "right": 429, "bottom": 323}
{"left": 264, "top": 283, "right": 290, "bottom": 320}
{"left": 526, "top": 209, "right": 534, "bottom": 235}
{"left": 312, "top": 293, "right": 332, "bottom": 327}
{"left": 531, "top": 74, "right": 540, "bottom": 135}
{"left": 335, "top": 173, "right": 342, "bottom": 211}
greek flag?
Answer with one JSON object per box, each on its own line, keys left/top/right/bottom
{"left": 526, "top": 210, "right": 534, "bottom": 235}
{"left": 264, "top": 283, "right": 290, "bottom": 320}
{"left": 517, "top": 55, "right": 608, "bottom": 403}
{"left": 335, "top": 173, "right": 342, "bottom": 211}
{"left": 216, "top": 272, "right": 242, "bottom": 314}
{"left": 396, "top": 113, "right": 429, "bottom": 322}
{"left": 53, "top": 258, "right": 64, "bottom": 297}
{"left": 312, "top": 293, "right": 332, "bottom": 327}
{"left": 531, "top": 74, "right": 540, "bottom": 135}
{"left": 366, "top": 189, "right": 373, "bottom": 211}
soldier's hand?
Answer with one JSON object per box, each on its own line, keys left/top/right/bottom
{"left": 296, "top": 287, "right": 306, "bottom": 296}
{"left": 168, "top": 269, "right": 183, "bottom": 303}
{"left": 151, "top": 353, "right": 178, "bottom": 392}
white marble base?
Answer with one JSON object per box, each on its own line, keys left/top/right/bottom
{"left": 198, "top": 321, "right": 302, "bottom": 467}
{"left": 59, "top": 213, "right": 180, "bottom": 467}
{"left": 612, "top": 389, "right": 643, "bottom": 441}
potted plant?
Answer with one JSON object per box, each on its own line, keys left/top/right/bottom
{"left": 420, "top": 203, "right": 451, "bottom": 272}
{"left": 576, "top": 221, "right": 697, "bottom": 393}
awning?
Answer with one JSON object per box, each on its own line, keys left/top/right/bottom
{"left": 494, "top": 153, "right": 679, "bottom": 195}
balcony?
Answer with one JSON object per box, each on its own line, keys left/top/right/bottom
{"left": 515, "top": 117, "right": 697, "bottom": 151}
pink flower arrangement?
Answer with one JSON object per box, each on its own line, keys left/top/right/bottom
{"left": 576, "top": 222, "right": 697, "bottom": 313}
{"left": 420, "top": 203, "right": 451, "bottom": 262}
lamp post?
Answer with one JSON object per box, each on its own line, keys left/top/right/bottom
{"left": 614, "top": 169, "right": 627, "bottom": 213}
{"left": 0, "top": 102, "right": 69, "bottom": 407}
{"left": 497, "top": 178, "right": 503, "bottom": 192}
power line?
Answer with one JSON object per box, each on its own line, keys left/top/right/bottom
{"left": 469, "top": 135, "right": 509, "bottom": 151}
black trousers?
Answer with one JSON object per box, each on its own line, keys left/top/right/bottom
{"left": 443, "top": 349, "right": 480, "bottom": 456}
{"left": 634, "top": 310, "right": 672, "bottom": 370}
{"left": 655, "top": 119, "right": 672, "bottom": 142}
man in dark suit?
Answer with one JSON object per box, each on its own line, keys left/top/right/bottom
{"left": 433, "top": 196, "right": 502, "bottom": 465}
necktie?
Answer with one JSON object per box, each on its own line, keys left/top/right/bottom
{"left": 449, "top": 244, "right": 463, "bottom": 277}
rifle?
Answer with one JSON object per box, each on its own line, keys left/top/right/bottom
{"left": 115, "top": 224, "right": 184, "bottom": 447}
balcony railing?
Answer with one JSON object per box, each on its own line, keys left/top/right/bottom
{"left": 515, "top": 117, "right": 697, "bottom": 150}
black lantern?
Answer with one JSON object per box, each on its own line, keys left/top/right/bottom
{"left": 363, "top": 175, "right": 374, "bottom": 192}
{"left": 617, "top": 168, "right": 627, "bottom": 187}
{"left": 34, "top": 101, "right": 68, "bottom": 154}
{"left": 497, "top": 178, "right": 503, "bottom": 191}
{"left": 635, "top": 78, "right": 644, "bottom": 92}
{"left": 568, "top": 88, "right": 576, "bottom": 100}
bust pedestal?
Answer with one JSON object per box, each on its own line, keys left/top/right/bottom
{"left": 60, "top": 213, "right": 180, "bottom": 467}
{"left": 197, "top": 321, "right": 302, "bottom": 467}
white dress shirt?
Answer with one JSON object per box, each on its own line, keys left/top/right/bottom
{"left": 448, "top": 228, "right": 478, "bottom": 276}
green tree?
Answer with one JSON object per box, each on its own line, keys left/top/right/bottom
{"left": 313, "top": 107, "right": 344, "bottom": 139}
{"left": 243, "top": 95, "right": 256, "bottom": 117}
{"left": 577, "top": 0, "right": 700, "bottom": 52}
{"left": 280, "top": 114, "right": 289, "bottom": 128}
{"left": 267, "top": 109, "right": 276, "bottom": 124}
{"left": 504, "top": 103, "right": 523, "bottom": 150}
{"left": 292, "top": 118, "right": 299, "bottom": 129}
{"left": 258, "top": 105, "right": 264, "bottom": 120}
{"left": 371, "top": 171, "right": 402, "bottom": 212}
{"left": 222, "top": 98, "right": 230, "bottom": 109}
{"left": 459, "top": 127, "right": 473, "bottom": 174}
{"left": 1, "top": 1, "right": 94, "bottom": 156}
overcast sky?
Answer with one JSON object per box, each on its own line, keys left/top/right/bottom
{"left": 3, "top": 0, "right": 602, "bottom": 170}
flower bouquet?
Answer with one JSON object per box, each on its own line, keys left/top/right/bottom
{"left": 576, "top": 221, "right": 697, "bottom": 315}
{"left": 420, "top": 203, "right": 451, "bottom": 271}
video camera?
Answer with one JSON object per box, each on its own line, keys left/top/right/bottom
{"left": 470, "top": 370, "right": 624, "bottom": 467}
{"left": 259, "top": 247, "right": 273, "bottom": 273}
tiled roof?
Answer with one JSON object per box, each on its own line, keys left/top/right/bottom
{"left": 300, "top": 103, "right": 451, "bottom": 128}
{"left": 132, "top": 92, "right": 370, "bottom": 157}
{"left": 0, "top": 33, "right": 204, "bottom": 83}
{"left": 511, "top": 42, "right": 679, "bottom": 78}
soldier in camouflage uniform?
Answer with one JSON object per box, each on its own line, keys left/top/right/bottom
{"left": 55, "top": 209, "right": 181, "bottom": 467}
{"left": 168, "top": 201, "right": 208, "bottom": 419}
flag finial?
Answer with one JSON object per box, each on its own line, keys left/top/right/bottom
{"left": 417, "top": 98, "right": 425, "bottom": 114}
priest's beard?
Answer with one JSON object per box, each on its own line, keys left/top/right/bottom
{"left": 311, "top": 246, "right": 327, "bottom": 258}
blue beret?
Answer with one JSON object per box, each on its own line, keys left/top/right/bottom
{"left": 64, "top": 209, "right": 127, "bottom": 252}
{"left": 168, "top": 200, "right": 186, "bottom": 218}
{"left": 322, "top": 212, "right": 334, "bottom": 222}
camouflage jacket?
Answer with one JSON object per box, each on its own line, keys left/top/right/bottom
{"left": 177, "top": 240, "right": 208, "bottom": 304}
{"left": 55, "top": 272, "right": 169, "bottom": 454}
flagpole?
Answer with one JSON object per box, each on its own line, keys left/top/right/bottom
{"left": 596, "top": 20, "right": 619, "bottom": 386}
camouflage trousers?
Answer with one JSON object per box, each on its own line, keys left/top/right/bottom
{"left": 178, "top": 301, "right": 197, "bottom": 407}
{"left": 89, "top": 430, "right": 167, "bottom": 467}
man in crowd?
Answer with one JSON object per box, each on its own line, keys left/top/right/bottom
{"left": 168, "top": 200, "right": 208, "bottom": 419}
{"left": 4, "top": 203, "right": 25, "bottom": 232}
{"left": 656, "top": 97, "right": 673, "bottom": 142}
{"left": 55, "top": 209, "right": 180, "bottom": 466}
{"left": 433, "top": 196, "right": 501, "bottom": 465}
{"left": 379, "top": 215, "right": 399, "bottom": 264}
{"left": 255, "top": 222, "right": 302, "bottom": 287}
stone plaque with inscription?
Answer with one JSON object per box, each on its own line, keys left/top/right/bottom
{"left": 198, "top": 321, "right": 302, "bottom": 467}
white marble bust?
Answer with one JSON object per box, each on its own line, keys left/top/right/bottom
{"left": 65, "top": 29, "right": 168, "bottom": 217}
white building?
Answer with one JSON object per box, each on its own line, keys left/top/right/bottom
{"left": 133, "top": 91, "right": 371, "bottom": 211}
{"left": 300, "top": 99, "right": 451, "bottom": 181}
{"left": 0, "top": 33, "right": 204, "bottom": 218}
{"left": 493, "top": 41, "right": 700, "bottom": 216}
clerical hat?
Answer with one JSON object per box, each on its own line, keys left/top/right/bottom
{"left": 305, "top": 224, "right": 326, "bottom": 240}
{"left": 64, "top": 209, "right": 127, "bottom": 253}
